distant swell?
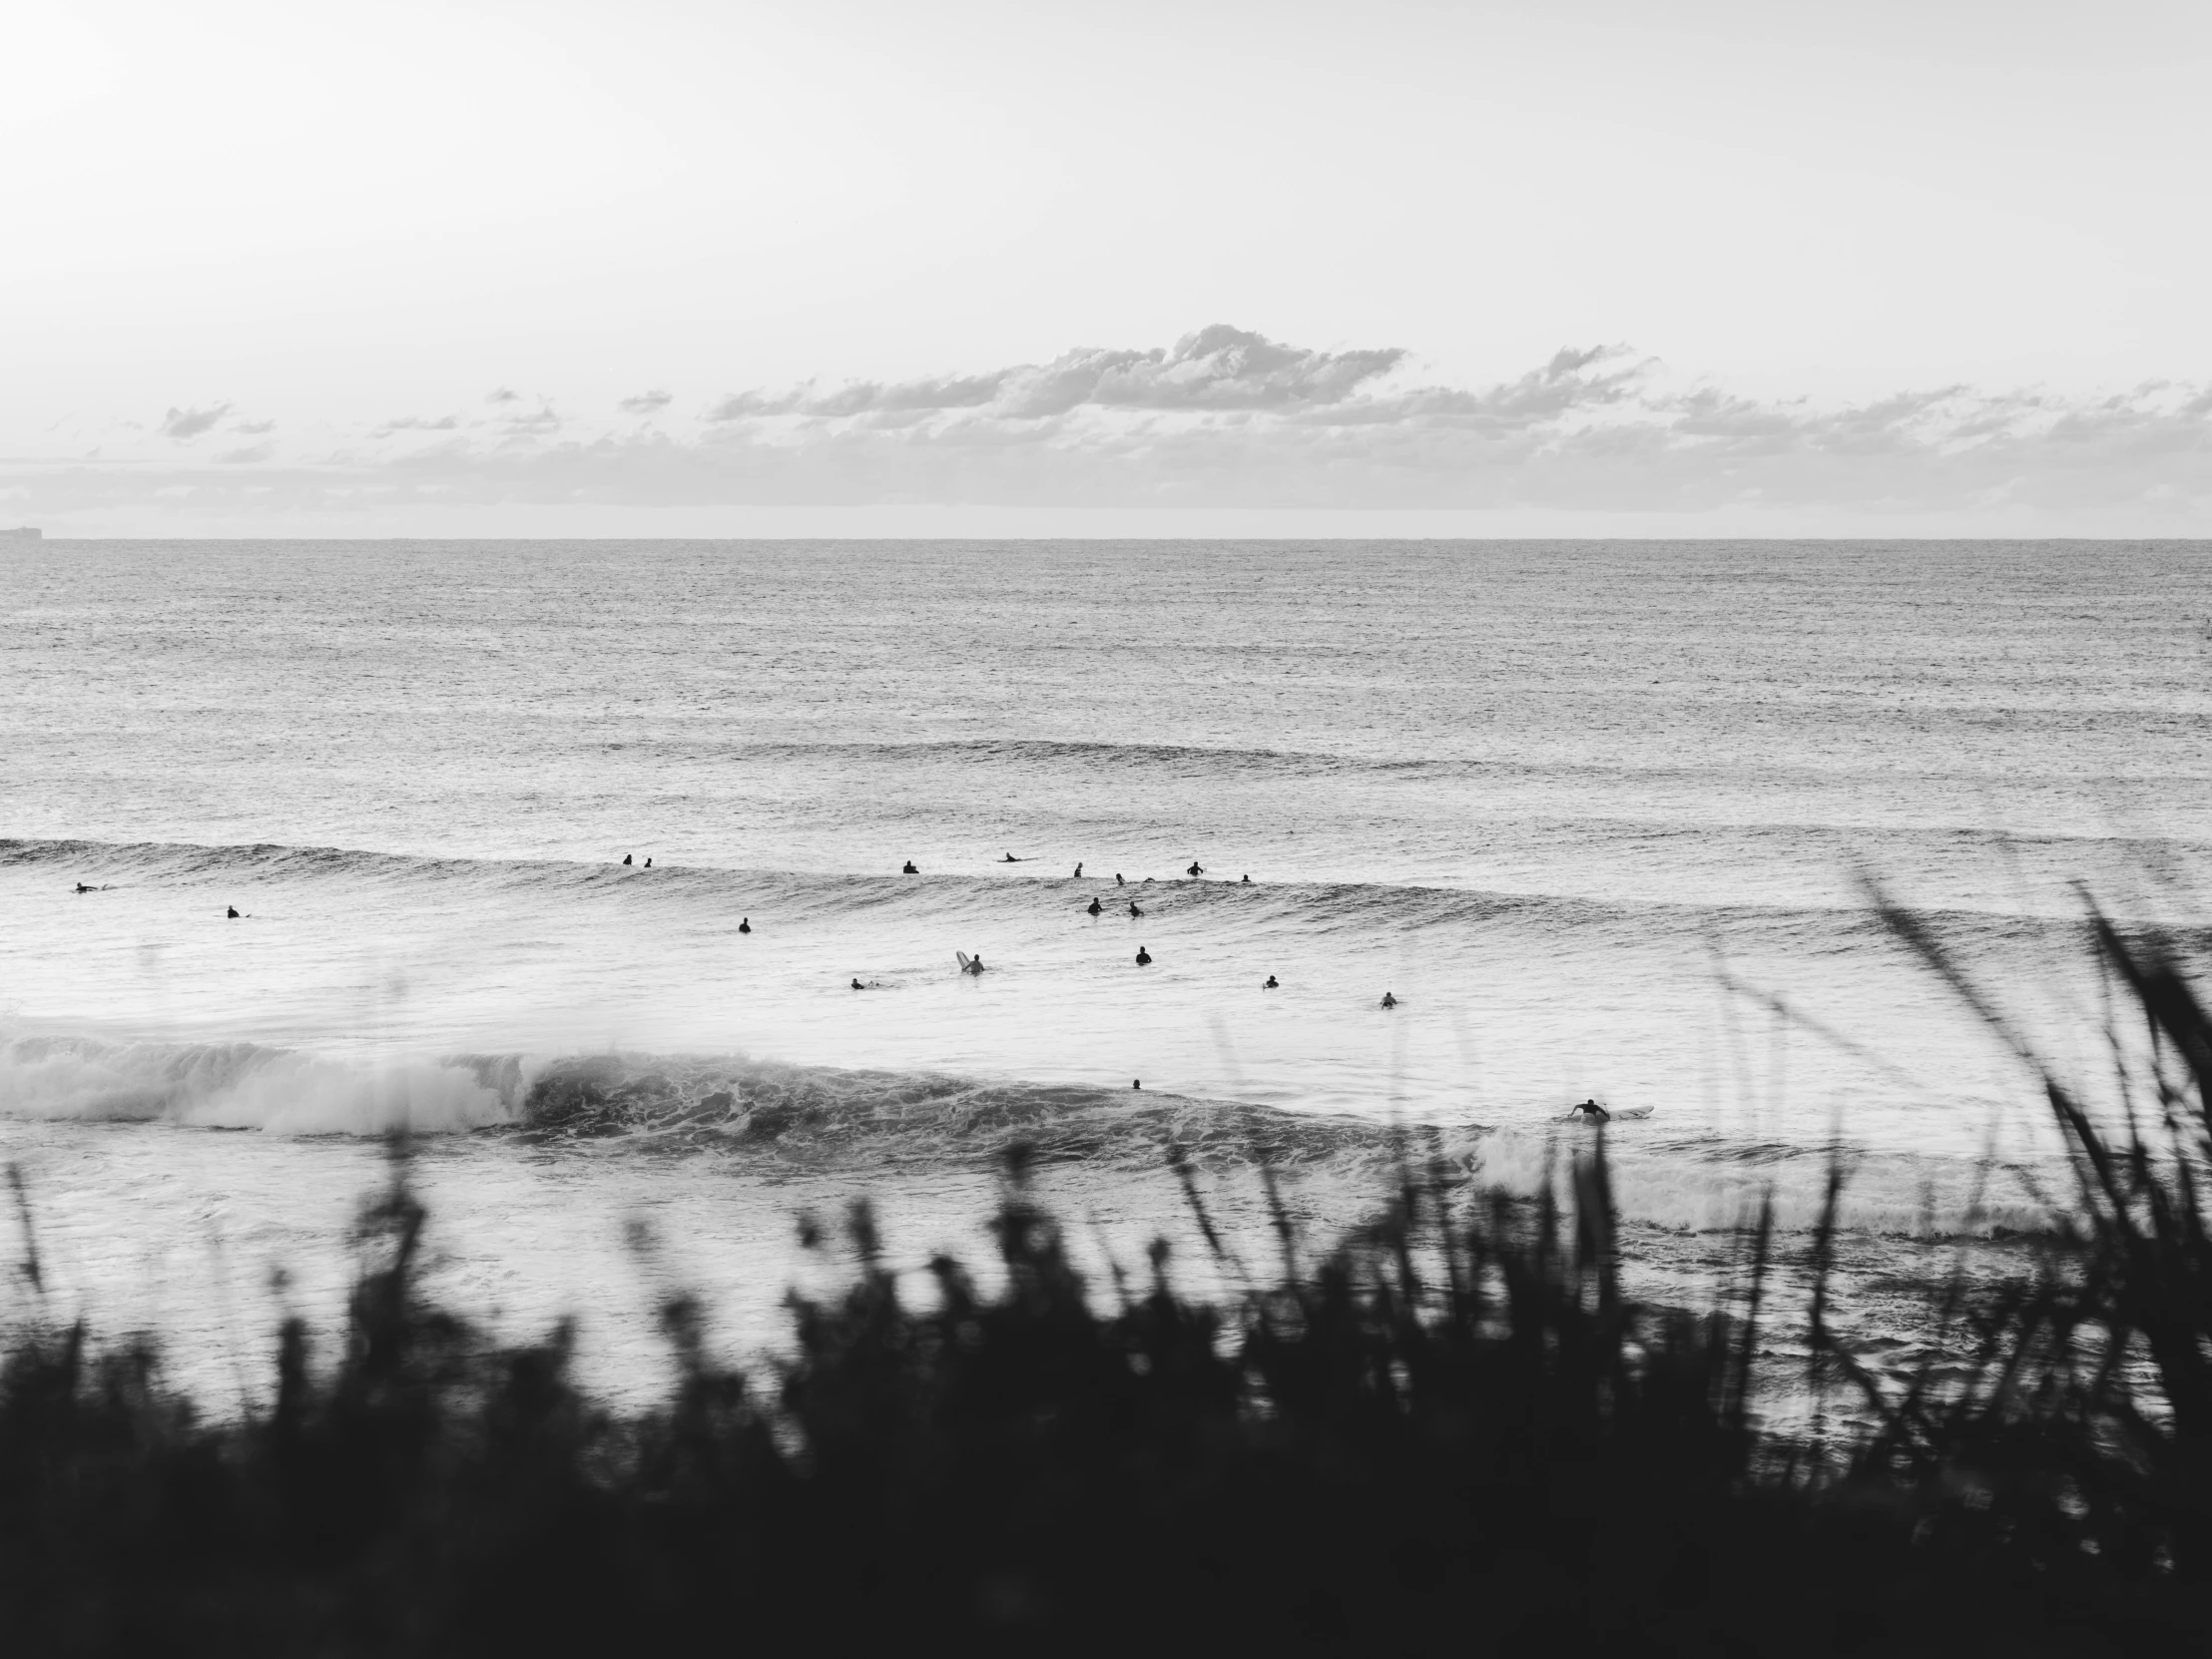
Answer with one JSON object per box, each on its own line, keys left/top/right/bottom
{"left": 0, "top": 835, "right": 2152, "bottom": 948}
{"left": 606, "top": 736, "right": 2210, "bottom": 795}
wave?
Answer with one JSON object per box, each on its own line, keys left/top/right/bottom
{"left": 4, "top": 834, "right": 2165, "bottom": 950}
{"left": 0, "top": 1034, "right": 2059, "bottom": 1238}
{"left": 605, "top": 735, "right": 2212, "bottom": 794}
{"left": 0, "top": 1032, "right": 1451, "bottom": 1170}
{"left": 499, "top": 1051, "right": 1458, "bottom": 1172}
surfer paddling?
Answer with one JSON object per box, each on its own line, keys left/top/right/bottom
{"left": 1380, "top": 991, "right": 1397, "bottom": 1009}
{"left": 1569, "top": 1098, "right": 1610, "bottom": 1124}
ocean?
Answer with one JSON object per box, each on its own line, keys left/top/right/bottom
{"left": 3, "top": 538, "right": 2207, "bottom": 1403}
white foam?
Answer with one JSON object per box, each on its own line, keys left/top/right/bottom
{"left": 0, "top": 1037, "right": 510, "bottom": 1135}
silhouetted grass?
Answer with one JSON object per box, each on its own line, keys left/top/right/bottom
{"left": 3, "top": 912, "right": 2210, "bottom": 1654}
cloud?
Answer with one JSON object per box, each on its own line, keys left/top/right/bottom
{"left": 707, "top": 324, "right": 1405, "bottom": 423}
{"left": 158, "top": 403, "right": 231, "bottom": 441}
{"left": 216, "top": 441, "right": 276, "bottom": 464}
{"left": 21, "top": 326, "right": 2212, "bottom": 528}
{"left": 485, "top": 386, "right": 520, "bottom": 404}
{"left": 372, "top": 414, "right": 460, "bottom": 436}
{"left": 233, "top": 418, "right": 276, "bottom": 435}
{"left": 500, "top": 403, "right": 562, "bottom": 437}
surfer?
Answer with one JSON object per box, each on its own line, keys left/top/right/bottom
{"left": 1263, "top": 975, "right": 1278, "bottom": 989}
{"left": 1135, "top": 946, "right": 1152, "bottom": 965}
{"left": 1569, "top": 1098, "right": 1610, "bottom": 1124}
{"left": 739, "top": 917, "right": 752, "bottom": 934}
{"left": 1186, "top": 860, "right": 1203, "bottom": 877}
{"left": 74, "top": 882, "right": 92, "bottom": 893}
{"left": 1241, "top": 874, "right": 1252, "bottom": 884}
{"left": 1002, "top": 852, "right": 1024, "bottom": 863}
{"left": 644, "top": 857, "right": 652, "bottom": 868}
{"left": 622, "top": 853, "right": 632, "bottom": 865}
{"left": 1132, "top": 1079, "right": 1141, "bottom": 1091}
{"left": 962, "top": 953, "right": 986, "bottom": 975}
{"left": 902, "top": 860, "right": 918, "bottom": 874}
{"left": 1086, "top": 897, "right": 1102, "bottom": 915}
{"left": 1115, "top": 873, "right": 1124, "bottom": 886}
{"left": 1073, "top": 861, "right": 1083, "bottom": 878}
{"left": 851, "top": 978, "right": 864, "bottom": 990}
{"left": 1128, "top": 901, "right": 1143, "bottom": 917}
{"left": 1381, "top": 991, "right": 1397, "bottom": 1009}
{"left": 226, "top": 906, "right": 241, "bottom": 919}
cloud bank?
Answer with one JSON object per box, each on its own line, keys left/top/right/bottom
{"left": 9, "top": 325, "right": 2212, "bottom": 532}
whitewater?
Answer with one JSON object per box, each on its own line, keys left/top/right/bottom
{"left": 2, "top": 538, "right": 2207, "bottom": 1402}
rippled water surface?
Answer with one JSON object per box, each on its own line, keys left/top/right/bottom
{"left": 3, "top": 538, "right": 2206, "bottom": 1395}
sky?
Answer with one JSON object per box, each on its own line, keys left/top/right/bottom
{"left": 4, "top": 0, "right": 2209, "bottom": 536}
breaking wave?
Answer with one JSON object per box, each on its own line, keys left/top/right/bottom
{"left": 0, "top": 1033, "right": 2056, "bottom": 1238}
{"left": 0, "top": 1036, "right": 510, "bottom": 1135}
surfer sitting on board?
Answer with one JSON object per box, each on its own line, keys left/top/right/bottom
{"left": 1569, "top": 1098, "right": 1610, "bottom": 1124}
{"left": 902, "top": 860, "right": 918, "bottom": 874}
{"left": 1086, "top": 897, "right": 1102, "bottom": 915}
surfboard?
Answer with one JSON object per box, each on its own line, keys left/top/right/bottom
{"left": 956, "top": 951, "right": 971, "bottom": 972}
